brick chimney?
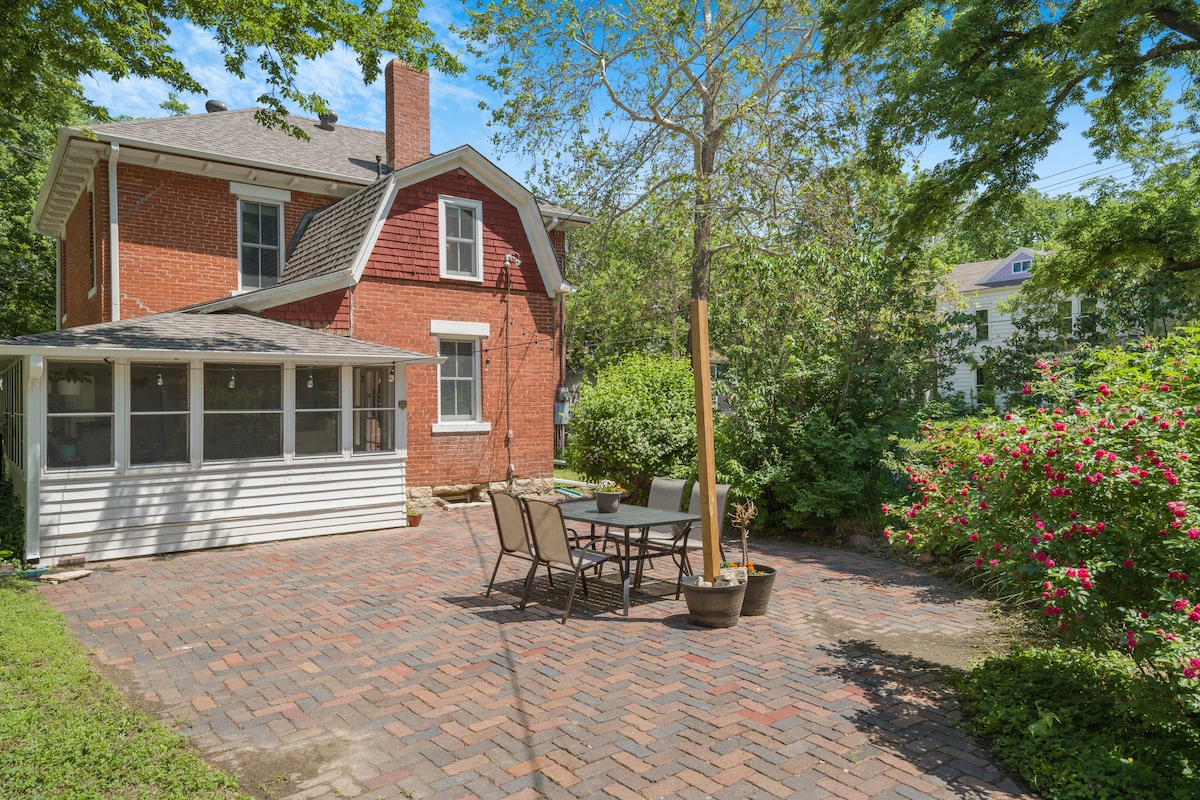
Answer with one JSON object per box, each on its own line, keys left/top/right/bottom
{"left": 385, "top": 59, "right": 431, "bottom": 171}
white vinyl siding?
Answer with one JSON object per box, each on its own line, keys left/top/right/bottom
{"left": 35, "top": 458, "right": 407, "bottom": 563}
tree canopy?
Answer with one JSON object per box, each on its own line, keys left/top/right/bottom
{"left": 2, "top": 0, "right": 460, "bottom": 141}
{"left": 821, "top": 0, "right": 1200, "bottom": 257}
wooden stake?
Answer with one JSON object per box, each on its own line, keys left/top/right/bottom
{"left": 690, "top": 298, "right": 720, "bottom": 582}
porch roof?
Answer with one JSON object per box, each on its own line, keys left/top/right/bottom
{"left": 0, "top": 312, "right": 441, "bottom": 366}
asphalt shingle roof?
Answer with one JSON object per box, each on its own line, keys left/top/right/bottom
{"left": 947, "top": 256, "right": 1008, "bottom": 292}
{"left": 86, "top": 109, "right": 388, "bottom": 182}
{"left": 282, "top": 178, "right": 393, "bottom": 284}
{"left": 0, "top": 312, "right": 435, "bottom": 363}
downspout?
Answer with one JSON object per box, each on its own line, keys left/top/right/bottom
{"left": 108, "top": 143, "right": 120, "bottom": 322}
{"left": 504, "top": 253, "right": 518, "bottom": 486}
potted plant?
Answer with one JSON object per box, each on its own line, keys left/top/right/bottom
{"left": 406, "top": 509, "right": 423, "bottom": 527}
{"left": 594, "top": 479, "right": 624, "bottom": 513}
{"left": 680, "top": 570, "right": 747, "bottom": 628}
{"left": 727, "top": 500, "right": 776, "bottom": 616}
{"left": 50, "top": 366, "right": 92, "bottom": 397}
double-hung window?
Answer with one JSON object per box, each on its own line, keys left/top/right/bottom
{"left": 203, "top": 363, "right": 282, "bottom": 461}
{"left": 974, "top": 309, "right": 989, "bottom": 342}
{"left": 239, "top": 200, "right": 282, "bottom": 289}
{"left": 431, "top": 320, "right": 490, "bottom": 433}
{"left": 439, "top": 196, "right": 483, "bottom": 281}
{"left": 1057, "top": 300, "right": 1074, "bottom": 337}
{"left": 129, "top": 363, "right": 189, "bottom": 465}
{"left": 46, "top": 360, "right": 113, "bottom": 469}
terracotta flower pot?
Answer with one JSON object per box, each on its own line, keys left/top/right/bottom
{"left": 407, "top": 514, "right": 423, "bottom": 527}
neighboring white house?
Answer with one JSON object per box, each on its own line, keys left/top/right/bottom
{"left": 946, "top": 248, "right": 1095, "bottom": 405}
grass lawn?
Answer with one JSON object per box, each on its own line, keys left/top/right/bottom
{"left": 553, "top": 466, "right": 584, "bottom": 482}
{"left": 0, "top": 581, "right": 251, "bottom": 799}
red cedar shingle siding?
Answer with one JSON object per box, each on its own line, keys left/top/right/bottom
{"left": 365, "top": 174, "right": 544, "bottom": 293}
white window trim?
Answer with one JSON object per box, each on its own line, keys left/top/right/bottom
{"left": 1012, "top": 259, "right": 1032, "bottom": 274}
{"left": 229, "top": 182, "right": 292, "bottom": 204}
{"left": 236, "top": 198, "right": 285, "bottom": 292}
{"left": 438, "top": 195, "right": 484, "bottom": 283}
{"left": 434, "top": 335, "right": 490, "bottom": 433}
{"left": 430, "top": 320, "right": 490, "bottom": 338}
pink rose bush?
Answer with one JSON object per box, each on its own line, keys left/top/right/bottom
{"left": 885, "top": 331, "right": 1200, "bottom": 708}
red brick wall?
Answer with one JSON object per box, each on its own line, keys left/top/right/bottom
{"left": 57, "top": 162, "right": 337, "bottom": 323}
{"left": 60, "top": 185, "right": 108, "bottom": 327}
{"left": 365, "top": 173, "right": 544, "bottom": 292}
{"left": 352, "top": 277, "right": 557, "bottom": 486}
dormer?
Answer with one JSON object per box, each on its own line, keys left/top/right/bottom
{"left": 978, "top": 248, "right": 1038, "bottom": 287}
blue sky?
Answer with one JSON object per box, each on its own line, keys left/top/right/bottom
{"left": 78, "top": 4, "right": 1146, "bottom": 198}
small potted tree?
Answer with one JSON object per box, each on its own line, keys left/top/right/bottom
{"left": 726, "top": 500, "right": 776, "bottom": 616}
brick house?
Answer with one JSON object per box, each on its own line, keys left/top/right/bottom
{"left": 0, "top": 61, "right": 591, "bottom": 564}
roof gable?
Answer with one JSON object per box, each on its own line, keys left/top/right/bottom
{"left": 978, "top": 248, "right": 1036, "bottom": 286}
{"left": 947, "top": 247, "right": 1037, "bottom": 292}
{"left": 191, "top": 146, "right": 566, "bottom": 315}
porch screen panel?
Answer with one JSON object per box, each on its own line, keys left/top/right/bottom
{"left": 1, "top": 360, "right": 23, "bottom": 471}
{"left": 130, "top": 363, "right": 189, "bottom": 465}
{"left": 352, "top": 366, "right": 394, "bottom": 453}
{"left": 46, "top": 360, "right": 113, "bottom": 469}
{"left": 202, "top": 363, "right": 282, "bottom": 461}
{"left": 295, "top": 366, "right": 340, "bottom": 456}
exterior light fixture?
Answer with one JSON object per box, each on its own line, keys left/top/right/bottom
{"left": 228, "top": 368, "right": 236, "bottom": 389}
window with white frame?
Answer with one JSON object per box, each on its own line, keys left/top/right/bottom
{"left": 1012, "top": 258, "right": 1032, "bottom": 274}
{"left": 438, "top": 339, "right": 479, "bottom": 422}
{"left": 352, "top": 366, "right": 394, "bottom": 453}
{"left": 202, "top": 363, "right": 282, "bottom": 461}
{"left": 296, "top": 365, "right": 341, "bottom": 456}
{"left": 974, "top": 309, "right": 989, "bottom": 341}
{"left": 1057, "top": 299, "right": 1074, "bottom": 337}
{"left": 129, "top": 363, "right": 189, "bottom": 465}
{"left": 46, "top": 360, "right": 113, "bottom": 469}
{"left": 439, "top": 196, "right": 483, "bottom": 280}
{"left": 239, "top": 200, "right": 282, "bottom": 289}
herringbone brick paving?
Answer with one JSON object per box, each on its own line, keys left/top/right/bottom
{"left": 41, "top": 505, "right": 1034, "bottom": 799}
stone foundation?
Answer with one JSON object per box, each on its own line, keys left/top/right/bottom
{"left": 405, "top": 477, "right": 554, "bottom": 512}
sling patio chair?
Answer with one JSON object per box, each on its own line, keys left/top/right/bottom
{"left": 486, "top": 491, "right": 551, "bottom": 597}
{"left": 637, "top": 482, "right": 731, "bottom": 598}
{"left": 519, "top": 497, "right": 618, "bottom": 624}
{"left": 596, "top": 476, "right": 687, "bottom": 563}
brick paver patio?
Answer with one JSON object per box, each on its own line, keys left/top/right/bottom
{"left": 41, "top": 505, "right": 1033, "bottom": 800}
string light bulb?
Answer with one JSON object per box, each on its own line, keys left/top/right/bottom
{"left": 228, "top": 368, "right": 236, "bottom": 389}
{"left": 156, "top": 369, "right": 163, "bottom": 387}
{"left": 388, "top": 365, "right": 395, "bottom": 383}
{"left": 307, "top": 370, "right": 314, "bottom": 389}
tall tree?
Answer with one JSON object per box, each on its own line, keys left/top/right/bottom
{"left": 463, "top": 0, "right": 867, "bottom": 306}
{"left": 822, "top": 0, "right": 1200, "bottom": 259}
{"left": 2, "top": 0, "right": 460, "bottom": 141}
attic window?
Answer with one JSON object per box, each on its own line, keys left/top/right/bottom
{"left": 1012, "top": 259, "right": 1032, "bottom": 274}
{"left": 439, "top": 195, "right": 484, "bottom": 282}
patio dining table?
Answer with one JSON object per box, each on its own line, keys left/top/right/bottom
{"left": 558, "top": 499, "right": 702, "bottom": 616}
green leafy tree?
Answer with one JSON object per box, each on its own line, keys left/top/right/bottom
{"left": 159, "top": 92, "right": 190, "bottom": 116}
{"left": 565, "top": 353, "right": 696, "bottom": 503}
{"left": 711, "top": 244, "right": 959, "bottom": 529}
{"left": 3, "top": 0, "right": 460, "bottom": 141}
{"left": 463, "top": 0, "right": 870, "bottom": 313}
{"left": 822, "top": 0, "right": 1200, "bottom": 260}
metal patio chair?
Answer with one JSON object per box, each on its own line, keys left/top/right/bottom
{"left": 486, "top": 491, "right": 549, "bottom": 596}
{"left": 519, "top": 497, "right": 617, "bottom": 624}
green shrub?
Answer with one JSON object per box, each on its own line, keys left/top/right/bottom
{"left": 0, "top": 476, "right": 24, "bottom": 562}
{"left": 565, "top": 353, "right": 696, "bottom": 502}
{"left": 962, "top": 648, "right": 1200, "bottom": 799}
{"left": 886, "top": 329, "right": 1200, "bottom": 706}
